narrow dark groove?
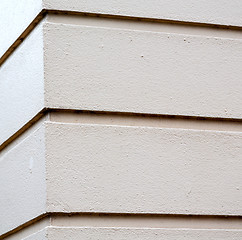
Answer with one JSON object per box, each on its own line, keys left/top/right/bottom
{"left": 1, "top": 8, "right": 242, "bottom": 67}
{"left": 1, "top": 108, "right": 242, "bottom": 153}
{"left": 0, "top": 108, "right": 47, "bottom": 153}
{"left": 51, "top": 211, "right": 242, "bottom": 220}
{"left": 0, "top": 10, "right": 47, "bottom": 67}
{"left": 2, "top": 212, "right": 242, "bottom": 239}
{"left": 49, "top": 108, "right": 242, "bottom": 123}
{"left": 0, "top": 213, "right": 48, "bottom": 240}
{"left": 47, "top": 9, "right": 242, "bottom": 31}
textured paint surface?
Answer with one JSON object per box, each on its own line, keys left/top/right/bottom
{"left": 6, "top": 226, "right": 242, "bottom": 240}
{"left": 43, "top": 0, "right": 242, "bottom": 27}
{"left": 44, "top": 23, "right": 242, "bottom": 119}
{"left": 1, "top": 119, "right": 242, "bottom": 236}
{"left": 1, "top": 17, "right": 242, "bottom": 147}
{"left": 0, "top": 23, "right": 44, "bottom": 146}
{"left": 0, "top": 124, "right": 46, "bottom": 236}
{"left": 2, "top": 0, "right": 242, "bottom": 61}
{"left": 47, "top": 227, "right": 242, "bottom": 240}
{"left": 1, "top": 3, "right": 242, "bottom": 237}
{"left": 51, "top": 214, "right": 242, "bottom": 230}
{"left": 0, "top": 0, "right": 42, "bottom": 58}
{"left": 45, "top": 122, "right": 242, "bottom": 215}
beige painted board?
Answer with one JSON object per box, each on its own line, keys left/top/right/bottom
{"left": 43, "top": 0, "right": 242, "bottom": 27}
{"left": 0, "top": 23, "right": 44, "bottom": 146}
{"left": 44, "top": 23, "right": 242, "bottom": 119}
{"left": 0, "top": 0, "right": 42, "bottom": 59}
{"left": 0, "top": 123, "right": 46, "bottom": 236}
{"left": 47, "top": 227, "right": 242, "bottom": 240}
{"left": 1, "top": 19, "right": 242, "bottom": 150}
{"left": 6, "top": 226, "right": 242, "bottom": 240}
{"left": 1, "top": 1, "right": 242, "bottom": 61}
{"left": 1, "top": 120, "right": 242, "bottom": 235}
{"left": 1, "top": 0, "right": 242, "bottom": 61}
{"left": 45, "top": 122, "right": 242, "bottom": 215}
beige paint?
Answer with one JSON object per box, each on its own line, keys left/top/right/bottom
{"left": 46, "top": 227, "right": 242, "bottom": 240}
{"left": 50, "top": 214, "right": 242, "bottom": 230}
{"left": 4, "top": 214, "right": 242, "bottom": 239}
{"left": 2, "top": 0, "right": 242, "bottom": 61}
{"left": 5, "top": 213, "right": 242, "bottom": 239}
{"left": 1, "top": 14, "right": 242, "bottom": 148}
{"left": 4, "top": 213, "right": 242, "bottom": 240}
{"left": 8, "top": 226, "right": 242, "bottom": 240}
{"left": 45, "top": 122, "right": 242, "bottom": 215}
{"left": 50, "top": 111, "right": 242, "bottom": 132}
{"left": 46, "top": 14, "right": 242, "bottom": 40}
{"left": 44, "top": 21, "right": 242, "bottom": 119}
{"left": 43, "top": 0, "right": 242, "bottom": 27}
{"left": 1, "top": 118, "right": 242, "bottom": 236}
{"left": 1, "top": 3, "right": 242, "bottom": 239}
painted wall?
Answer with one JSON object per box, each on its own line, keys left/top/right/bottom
{"left": 1, "top": 1, "right": 242, "bottom": 239}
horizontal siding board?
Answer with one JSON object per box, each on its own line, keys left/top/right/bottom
{"left": 47, "top": 227, "right": 242, "bottom": 240}
{"left": 46, "top": 122, "right": 242, "bottom": 215}
{"left": 0, "top": 124, "right": 46, "bottom": 236}
{"left": 44, "top": 0, "right": 242, "bottom": 27}
{"left": 44, "top": 23, "right": 242, "bottom": 119}
{"left": 0, "top": 24, "right": 44, "bottom": 146}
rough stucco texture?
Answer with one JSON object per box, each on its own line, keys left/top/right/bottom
{"left": 2, "top": 19, "right": 242, "bottom": 147}
{"left": 43, "top": 0, "right": 242, "bottom": 27}
{"left": 44, "top": 22, "right": 242, "bottom": 119}
{"left": 45, "top": 122, "right": 242, "bottom": 215}
{"left": 46, "top": 227, "right": 242, "bottom": 240}
{"left": 1, "top": 120, "right": 242, "bottom": 235}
